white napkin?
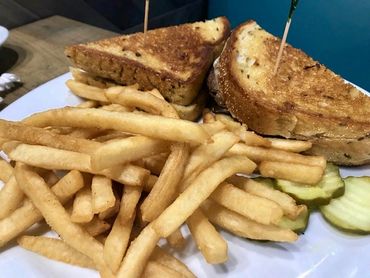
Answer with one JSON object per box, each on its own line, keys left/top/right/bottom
{"left": 0, "top": 73, "right": 21, "bottom": 102}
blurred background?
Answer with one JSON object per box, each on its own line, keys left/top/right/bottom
{"left": 1, "top": 0, "right": 369, "bottom": 90}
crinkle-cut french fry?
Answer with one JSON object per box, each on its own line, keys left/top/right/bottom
{"left": 0, "top": 119, "right": 100, "bottom": 153}
{"left": 91, "top": 176, "right": 115, "bottom": 214}
{"left": 228, "top": 143, "right": 326, "bottom": 169}
{"left": 17, "top": 235, "right": 95, "bottom": 269}
{"left": 152, "top": 156, "right": 256, "bottom": 237}
{"left": 66, "top": 79, "right": 108, "bottom": 102}
{"left": 0, "top": 170, "right": 84, "bottom": 247}
{"left": 23, "top": 107, "right": 209, "bottom": 144}
{"left": 187, "top": 209, "right": 228, "bottom": 264}
{"left": 202, "top": 200, "right": 298, "bottom": 243}
{"left": 210, "top": 182, "right": 283, "bottom": 225}
{"left": 151, "top": 246, "right": 196, "bottom": 278}
{"left": 14, "top": 164, "right": 112, "bottom": 275}
{"left": 0, "top": 159, "right": 13, "bottom": 182}
{"left": 228, "top": 176, "right": 306, "bottom": 219}
{"left": 259, "top": 161, "right": 324, "bottom": 185}
{"left": 7, "top": 143, "right": 149, "bottom": 186}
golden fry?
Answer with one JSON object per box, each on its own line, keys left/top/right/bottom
{"left": 117, "top": 225, "right": 160, "bottom": 278}
{"left": 8, "top": 144, "right": 149, "bottom": 186}
{"left": 71, "top": 186, "right": 94, "bottom": 223}
{"left": 91, "top": 136, "right": 170, "bottom": 171}
{"left": 141, "top": 143, "right": 189, "bottom": 222}
{"left": 118, "top": 186, "right": 142, "bottom": 224}
{"left": 202, "top": 200, "right": 298, "bottom": 242}
{"left": 0, "top": 159, "right": 13, "bottom": 182}
{"left": 152, "top": 156, "right": 256, "bottom": 237}
{"left": 91, "top": 176, "right": 115, "bottom": 214}
{"left": 187, "top": 209, "right": 228, "bottom": 264}
{"left": 229, "top": 176, "right": 306, "bottom": 219}
{"left": 259, "top": 161, "right": 324, "bottom": 184}
{"left": 0, "top": 170, "right": 84, "bottom": 247}
{"left": 269, "top": 138, "right": 312, "bottom": 153}
{"left": 228, "top": 143, "right": 326, "bottom": 168}
{"left": 0, "top": 119, "right": 99, "bottom": 153}
{"left": 66, "top": 79, "right": 108, "bottom": 102}
{"left": 142, "top": 261, "right": 183, "bottom": 278}
{"left": 0, "top": 176, "right": 24, "bottom": 220}
{"left": 166, "top": 228, "right": 186, "bottom": 250}
{"left": 23, "top": 107, "right": 209, "bottom": 144}
{"left": 151, "top": 246, "right": 195, "bottom": 278}
{"left": 14, "top": 164, "right": 112, "bottom": 275}
{"left": 210, "top": 182, "right": 283, "bottom": 225}
{"left": 18, "top": 236, "right": 95, "bottom": 269}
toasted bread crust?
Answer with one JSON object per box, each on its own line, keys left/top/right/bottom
{"left": 210, "top": 20, "right": 370, "bottom": 165}
{"left": 65, "top": 17, "right": 230, "bottom": 105}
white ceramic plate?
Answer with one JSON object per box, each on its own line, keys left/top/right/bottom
{"left": 0, "top": 26, "right": 9, "bottom": 47}
{"left": 0, "top": 73, "right": 369, "bottom": 278}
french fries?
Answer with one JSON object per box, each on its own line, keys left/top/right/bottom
{"left": 71, "top": 186, "right": 94, "bottom": 223}
{"left": 14, "top": 163, "right": 112, "bottom": 275}
{"left": 202, "top": 200, "right": 298, "bottom": 242}
{"left": 91, "top": 176, "right": 115, "bottom": 214}
{"left": 104, "top": 190, "right": 137, "bottom": 272}
{"left": 0, "top": 175, "right": 24, "bottom": 220}
{"left": 228, "top": 143, "right": 326, "bottom": 168}
{"left": 0, "top": 78, "right": 331, "bottom": 277}
{"left": 117, "top": 225, "right": 160, "bottom": 278}
{"left": 150, "top": 247, "right": 195, "bottom": 278}
{"left": 66, "top": 79, "right": 108, "bottom": 102}
{"left": 0, "top": 170, "right": 84, "bottom": 247}
{"left": 152, "top": 156, "right": 256, "bottom": 237}
{"left": 7, "top": 144, "right": 149, "bottom": 186}
{"left": 23, "top": 107, "right": 209, "bottom": 144}
{"left": 187, "top": 209, "right": 228, "bottom": 264}
{"left": 0, "top": 159, "right": 13, "bottom": 182}
{"left": 91, "top": 136, "right": 169, "bottom": 171}
{"left": 0, "top": 119, "right": 99, "bottom": 153}
{"left": 166, "top": 228, "right": 186, "bottom": 249}
{"left": 18, "top": 235, "right": 95, "bottom": 269}
{"left": 259, "top": 161, "right": 324, "bottom": 185}
{"left": 268, "top": 138, "right": 312, "bottom": 153}
{"left": 141, "top": 143, "right": 189, "bottom": 222}
{"left": 210, "top": 182, "right": 283, "bottom": 225}
{"left": 228, "top": 176, "right": 306, "bottom": 219}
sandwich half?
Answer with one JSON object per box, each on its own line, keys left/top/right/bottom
{"left": 209, "top": 20, "right": 370, "bottom": 165}
{"left": 65, "top": 17, "right": 230, "bottom": 106}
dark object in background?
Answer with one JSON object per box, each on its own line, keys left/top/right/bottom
{"left": 0, "top": 0, "right": 207, "bottom": 32}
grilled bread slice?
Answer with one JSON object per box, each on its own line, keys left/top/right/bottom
{"left": 65, "top": 17, "right": 230, "bottom": 105}
{"left": 209, "top": 20, "right": 370, "bottom": 165}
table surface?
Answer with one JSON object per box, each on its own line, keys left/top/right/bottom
{"left": 0, "top": 15, "right": 116, "bottom": 110}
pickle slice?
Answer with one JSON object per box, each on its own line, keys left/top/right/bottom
{"left": 277, "top": 208, "right": 309, "bottom": 234}
{"left": 275, "top": 164, "right": 344, "bottom": 207}
{"left": 320, "top": 176, "right": 370, "bottom": 234}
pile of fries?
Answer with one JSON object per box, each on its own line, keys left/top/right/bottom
{"left": 0, "top": 79, "right": 327, "bottom": 277}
